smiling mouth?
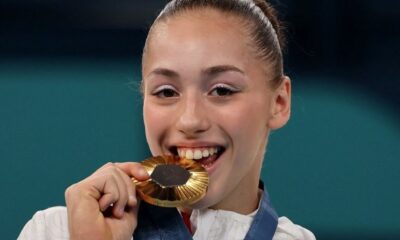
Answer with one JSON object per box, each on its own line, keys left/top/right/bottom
{"left": 169, "top": 146, "right": 225, "bottom": 169}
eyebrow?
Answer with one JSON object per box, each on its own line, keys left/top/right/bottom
{"left": 148, "top": 65, "right": 244, "bottom": 79}
{"left": 149, "top": 68, "right": 180, "bottom": 79}
{"left": 202, "top": 65, "right": 245, "bottom": 77}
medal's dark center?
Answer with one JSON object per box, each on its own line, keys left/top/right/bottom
{"left": 151, "top": 164, "right": 191, "bottom": 187}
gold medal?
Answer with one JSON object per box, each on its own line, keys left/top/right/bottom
{"left": 132, "top": 155, "right": 209, "bottom": 207}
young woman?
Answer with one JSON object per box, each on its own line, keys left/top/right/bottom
{"left": 19, "top": 0, "right": 315, "bottom": 239}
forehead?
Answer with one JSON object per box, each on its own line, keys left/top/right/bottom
{"left": 156, "top": 8, "right": 248, "bottom": 40}
{"left": 143, "top": 8, "right": 259, "bottom": 74}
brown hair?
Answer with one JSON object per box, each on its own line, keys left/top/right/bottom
{"left": 143, "top": 0, "right": 286, "bottom": 88}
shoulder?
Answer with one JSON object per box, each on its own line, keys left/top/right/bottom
{"left": 273, "top": 217, "right": 316, "bottom": 240}
{"left": 18, "top": 206, "right": 69, "bottom": 240}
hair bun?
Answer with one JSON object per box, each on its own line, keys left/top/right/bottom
{"left": 253, "top": 0, "right": 286, "bottom": 51}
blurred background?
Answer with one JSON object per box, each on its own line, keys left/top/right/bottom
{"left": 1, "top": 0, "right": 399, "bottom": 239}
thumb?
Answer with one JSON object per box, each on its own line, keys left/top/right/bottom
{"left": 115, "top": 162, "right": 149, "bottom": 181}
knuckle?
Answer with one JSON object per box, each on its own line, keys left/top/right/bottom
{"left": 65, "top": 184, "right": 77, "bottom": 197}
{"left": 103, "top": 162, "right": 115, "bottom": 170}
{"left": 64, "top": 183, "right": 82, "bottom": 202}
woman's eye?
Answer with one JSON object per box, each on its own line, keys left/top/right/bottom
{"left": 210, "top": 85, "right": 237, "bottom": 97}
{"left": 152, "top": 86, "right": 179, "bottom": 98}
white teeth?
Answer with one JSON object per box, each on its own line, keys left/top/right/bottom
{"left": 202, "top": 149, "right": 209, "bottom": 157}
{"left": 209, "top": 148, "right": 215, "bottom": 155}
{"left": 177, "top": 147, "right": 220, "bottom": 160}
{"left": 194, "top": 150, "right": 202, "bottom": 159}
{"left": 185, "top": 150, "right": 194, "bottom": 159}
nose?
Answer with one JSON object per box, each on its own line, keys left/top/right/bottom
{"left": 175, "top": 94, "right": 211, "bottom": 137}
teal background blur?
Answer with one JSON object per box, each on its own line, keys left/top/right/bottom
{"left": 1, "top": 0, "right": 400, "bottom": 239}
{"left": 1, "top": 58, "right": 399, "bottom": 239}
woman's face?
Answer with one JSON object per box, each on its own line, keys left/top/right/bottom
{"left": 142, "top": 9, "right": 290, "bottom": 211}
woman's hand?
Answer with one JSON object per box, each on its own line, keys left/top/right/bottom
{"left": 65, "top": 162, "right": 149, "bottom": 240}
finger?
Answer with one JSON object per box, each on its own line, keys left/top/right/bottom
{"left": 115, "top": 167, "right": 138, "bottom": 207}
{"left": 115, "top": 162, "right": 149, "bottom": 180}
{"left": 89, "top": 163, "right": 128, "bottom": 196}
{"left": 93, "top": 162, "right": 115, "bottom": 175}
{"left": 110, "top": 170, "right": 129, "bottom": 218}
{"left": 122, "top": 199, "right": 141, "bottom": 231}
{"left": 93, "top": 162, "right": 145, "bottom": 214}
{"left": 97, "top": 174, "right": 120, "bottom": 212}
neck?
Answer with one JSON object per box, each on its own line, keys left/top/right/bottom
{"left": 209, "top": 139, "right": 267, "bottom": 214}
{"left": 211, "top": 164, "right": 262, "bottom": 214}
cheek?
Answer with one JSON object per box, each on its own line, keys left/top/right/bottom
{"left": 212, "top": 96, "right": 270, "bottom": 166}
{"left": 143, "top": 102, "right": 170, "bottom": 154}
{"left": 214, "top": 97, "right": 270, "bottom": 142}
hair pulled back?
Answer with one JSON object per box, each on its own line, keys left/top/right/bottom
{"left": 143, "top": 0, "right": 286, "bottom": 88}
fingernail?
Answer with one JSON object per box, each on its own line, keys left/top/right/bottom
{"left": 129, "top": 195, "right": 137, "bottom": 205}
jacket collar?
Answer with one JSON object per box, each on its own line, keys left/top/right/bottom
{"left": 244, "top": 190, "right": 278, "bottom": 240}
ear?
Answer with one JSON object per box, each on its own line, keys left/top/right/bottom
{"left": 267, "top": 76, "right": 291, "bottom": 130}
